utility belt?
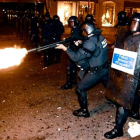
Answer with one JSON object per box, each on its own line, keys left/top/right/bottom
{"left": 88, "top": 61, "right": 109, "bottom": 74}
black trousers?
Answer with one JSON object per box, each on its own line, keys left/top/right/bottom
{"left": 77, "top": 67, "right": 110, "bottom": 103}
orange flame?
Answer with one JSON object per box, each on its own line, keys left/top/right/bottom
{"left": 0, "top": 46, "right": 28, "bottom": 69}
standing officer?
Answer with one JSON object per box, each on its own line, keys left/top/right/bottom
{"left": 111, "top": 11, "right": 131, "bottom": 50}
{"left": 60, "top": 16, "right": 83, "bottom": 90}
{"left": 56, "top": 21, "right": 110, "bottom": 117}
{"left": 85, "top": 14, "right": 96, "bottom": 24}
{"left": 52, "top": 15, "right": 65, "bottom": 63}
{"left": 30, "top": 12, "right": 39, "bottom": 48}
{"left": 104, "top": 13, "right": 140, "bottom": 139}
{"left": 41, "top": 13, "right": 53, "bottom": 68}
{"left": 114, "top": 11, "right": 129, "bottom": 27}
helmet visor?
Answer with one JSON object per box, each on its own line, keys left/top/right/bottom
{"left": 131, "top": 18, "right": 140, "bottom": 32}
{"left": 81, "top": 24, "right": 93, "bottom": 35}
{"left": 68, "top": 19, "right": 74, "bottom": 27}
{"left": 86, "top": 17, "right": 92, "bottom": 21}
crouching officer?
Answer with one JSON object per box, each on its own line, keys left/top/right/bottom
{"left": 56, "top": 21, "right": 110, "bottom": 117}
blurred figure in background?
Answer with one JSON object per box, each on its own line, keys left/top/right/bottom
{"left": 52, "top": 15, "right": 65, "bottom": 63}
{"left": 30, "top": 12, "right": 39, "bottom": 48}
{"left": 85, "top": 14, "right": 96, "bottom": 24}
{"left": 41, "top": 12, "right": 53, "bottom": 68}
{"left": 111, "top": 11, "right": 131, "bottom": 50}
{"left": 60, "top": 16, "right": 83, "bottom": 90}
{"left": 114, "top": 11, "right": 129, "bottom": 27}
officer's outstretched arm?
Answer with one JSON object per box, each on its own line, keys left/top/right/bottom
{"left": 56, "top": 44, "right": 67, "bottom": 51}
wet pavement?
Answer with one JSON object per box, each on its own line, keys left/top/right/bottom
{"left": 0, "top": 20, "right": 140, "bottom": 140}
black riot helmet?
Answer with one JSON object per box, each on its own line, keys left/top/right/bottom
{"left": 68, "top": 16, "right": 79, "bottom": 27}
{"left": 131, "top": 13, "right": 140, "bottom": 33}
{"left": 118, "top": 11, "right": 127, "bottom": 21}
{"left": 44, "top": 12, "right": 50, "bottom": 21}
{"left": 114, "top": 11, "right": 128, "bottom": 27}
{"left": 81, "top": 21, "right": 95, "bottom": 37}
{"left": 85, "top": 14, "right": 95, "bottom": 23}
{"left": 53, "top": 15, "right": 60, "bottom": 21}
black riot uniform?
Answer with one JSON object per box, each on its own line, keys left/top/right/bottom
{"left": 65, "top": 21, "right": 110, "bottom": 117}
{"left": 30, "top": 13, "right": 39, "bottom": 48}
{"left": 60, "top": 16, "right": 83, "bottom": 90}
{"left": 104, "top": 13, "right": 140, "bottom": 139}
{"left": 41, "top": 13, "right": 53, "bottom": 68}
{"left": 52, "top": 15, "right": 64, "bottom": 63}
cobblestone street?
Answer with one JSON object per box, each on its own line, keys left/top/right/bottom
{"left": 0, "top": 20, "right": 140, "bottom": 140}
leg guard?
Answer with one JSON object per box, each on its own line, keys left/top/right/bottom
{"left": 75, "top": 86, "right": 87, "bottom": 109}
{"left": 104, "top": 106, "right": 129, "bottom": 139}
{"left": 115, "top": 106, "right": 129, "bottom": 130}
{"left": 73, "top": 86, "right": 90, "bottom": 118}
{"left": 71, "top": 69, "right": 77, "bottom": 87}
{"left": 61, "top": 67, "right": 76, "bottom": 90}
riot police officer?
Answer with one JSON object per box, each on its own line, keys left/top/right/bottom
{"left": 30, "top": 12, "right": 39, "bottom": 48}
{"left": 85, "top": 14, "right": 99, "bottom": 29}
{"left": 111, "top": 11, "right": 131, "bottom": 50}
{"left": 41, "top": 13, "right": 53, "bottom": 68}
{"left": 114, "top": 11, "right": 129, "bottom": 27}
{"left": 60, "top": 16, "right": 83, "bottom": 90}
{"left": 104, "top": 13, "right": 140, "bottom": 139}
{"left": 85, "top": 14, "right": 95, "bottom": 23}
{"left": 56, "top": 21, "right": 110, "bottom": 117}
{"left": 52, "top": 15, "right": 64, "bottom": 63}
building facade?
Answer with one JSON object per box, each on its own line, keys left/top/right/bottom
{"left": 0, "top": 0, "right": 140, "bottom": 28}
{"left": 48, "top": 0, "right": 140, "bottom": 27}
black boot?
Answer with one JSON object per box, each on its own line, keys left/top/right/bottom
{"left": 104, "top": 128, "right": 123, "bottom": 139}
{"left": 73, "top": 108, "right": 90, "bottom": 118}
{"left": 73, "top": 87, "right": 90, "bottom": 118}
{"left": 104, "top": 106, "right": 129, "bottom": 139}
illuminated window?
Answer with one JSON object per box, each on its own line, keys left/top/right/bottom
{"left": 102, "top": 1, "right": 115, "bottom": 27}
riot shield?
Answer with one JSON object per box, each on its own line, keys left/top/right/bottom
{"left": 105, "top": 35, "right": 140, "bottom": 109}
